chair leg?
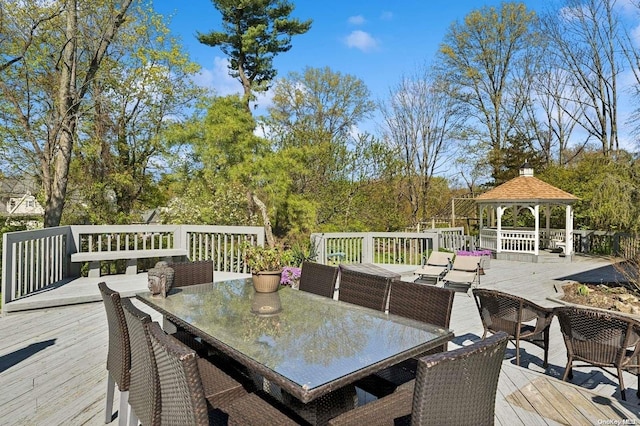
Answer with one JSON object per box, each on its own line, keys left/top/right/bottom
{"left": 562, "top": 359, "right": 573, "bottom": 381}
{"left": 128, "top": 407, "right": 138, "bottom": 426}
{"left": 543, "top": 329, "right": 549, "bottom": 368}
{"left": 617, "top": 367, "right": 626, "bottom": 401}
{"left": 515, "top": 339, "right": 521, "bottom": 367}
{"left": 105, "top": 373, "right": 115, "bottom": 424}
{"left": 118, "top": 390, "right": 129, "bottom": 426}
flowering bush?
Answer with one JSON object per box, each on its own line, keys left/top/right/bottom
{"left": 280, "top": 266, "right": 301, "bottom": 287}
{"left": 456, "top": 249, "right": 492, "bottom": 257}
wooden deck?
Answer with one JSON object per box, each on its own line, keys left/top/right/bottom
{"left": 1, "top": 257, "right": 639, "bottom": 424}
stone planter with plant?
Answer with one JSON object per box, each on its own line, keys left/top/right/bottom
{"left": 243, "top": 243, "right": 292, "bottom": 293}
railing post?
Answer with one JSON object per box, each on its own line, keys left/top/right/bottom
{"left": 67, "top": 226, "right": 80, "bottom": 277}
{"left": 362, "top": 233, "right": 373, "bottom": 263}
{"left": 175, "top": 225, "right": 188, "bottom": 259}
{"left": 613, "top": 233, "right": 620, "bottom": 257}
{"left": 311, "top": 234, "right": 327, "bottom": 264}
{"left": 2, "top": 232, "right": 13, "bottom": 306}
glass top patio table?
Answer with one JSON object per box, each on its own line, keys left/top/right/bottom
{"left": 137, "top": 278, "right": 453, "bottom": 404}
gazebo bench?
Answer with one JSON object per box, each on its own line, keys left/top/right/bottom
{"left": 71, "top": 249, "right": 188, "bottom": 277}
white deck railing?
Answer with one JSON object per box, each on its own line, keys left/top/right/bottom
{"left": 311, "top": 231, "right": 441, "bottom": 266}
{"left": 2, "top": 224, "right": 264, "bottom": 306}
{"left": 2, "top": 227, "right": 72, "bottom": 305}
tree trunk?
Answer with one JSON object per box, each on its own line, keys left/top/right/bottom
{"left": 42, "top": 0, "right": 133, "bottom": 227}
{"left": 45, "top": 0, "right": 78, "bottom": 228}
{"left": 251, "top": 192, "right": 275, "bottom": 247}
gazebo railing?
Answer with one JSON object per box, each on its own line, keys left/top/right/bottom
{"left": 501, "top": 229, "right": 537, "bottom": 253}
{"left": 480, "top": 228, "right": 538, "bottom": 254}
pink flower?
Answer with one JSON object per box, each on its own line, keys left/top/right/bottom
{"left": 280, "top": 266, "right": 301, "bottom": 286}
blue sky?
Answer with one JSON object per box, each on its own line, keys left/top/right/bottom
{"left": 153, "top": 0, "right": 545, "bottom": 110}
{"left": 152, "top": 1, "right": 639, "bottom": 150}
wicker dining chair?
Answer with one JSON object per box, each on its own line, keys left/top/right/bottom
{"left": 98, "top": 282, "right": 131, "bottom": 426}
{"left": 329, "top": 332, "right": 509, "bottom": 426}
{"left": 298, "top": 261, "right": 339, "bottom": 298}
{"left": 357, "top": 281, "right": 456, "bottom": 396}
{"left": 167, "top": 260, "right": 214, "bottom": 287}
{"left": 146, "top": 322, "right": 301, "bottom": 425}
{"left": 122, "top": 299, "right": 249, "bottom": 422}
{"left": 389, "top": 281, "right": 456, "bottom": 354}
{"left": 120, "top": 298, "right": 159, "bottom": 426}
{"left": 554, "top": 306, "right": 640, "bottom": 401}
{"left": 473, "top": 288, "right": 554, "bottom": 367}
{"left": 338, "top": 268, "right": 391, "bottom": 311}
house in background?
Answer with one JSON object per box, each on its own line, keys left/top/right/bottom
{"left": 0, "top": 177, "right": 44, "bottom": 226}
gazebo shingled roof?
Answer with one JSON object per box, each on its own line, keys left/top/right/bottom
{"left": 475, "top": 175, "right": 578, "bottom": 203}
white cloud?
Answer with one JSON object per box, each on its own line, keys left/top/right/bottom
{"left": 631, "top": 24, "right": 640, "bottom": 49}
{"left": 192, "top": 56, "right": 274, "bottom": 121}
{"left": 344, "top": 30, "right": 378, "bottom": 52}
{"left": 617, "top": 0, "right": 637, "bottom": 15}
{"left": 192, "top": 57, "right": 239, "bottom": 95}
{"left": 348, "top": 15, "right": 366, "bottom": 25}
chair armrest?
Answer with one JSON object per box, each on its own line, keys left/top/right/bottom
{"left": 328, "top": 385, "right": 413, "bottom": 425}
{"left": 522, "top": 300, "right": 555, "bottom": 334}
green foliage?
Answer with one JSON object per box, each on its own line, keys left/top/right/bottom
{"left": 576, "top": 284, "right": 590, "bottom": 296}
{"left": 67, "top": 3, "right": 203, "bottom": 224}
{"left": 491, "top": 132, "right": 546, "bottom": 186}
{"left": 242, "top": 243, "right": 293, "bottom": 272}
{"left": 197, "top": 0, "right": 312, "bottom": 108}
{"left": 183, "top": 95, "right": 269, "bottom": 184}
{"left": 264, "top": 67, "right": 395, "bottom": 234}
{"left": 162, "top": 95, "right": 275, "bottom": 227}
{"left": 163, "top": 180, "right": 258, "bottom": 226}
{"left": 539, "top": 151, "right": 640, "bottom": 232}
{"left": 287, "top": 239, "right": 319, "bottom": 266}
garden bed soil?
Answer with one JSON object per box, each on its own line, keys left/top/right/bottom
{"left": 560, "top": 282, "right": 640, "bottom": 316}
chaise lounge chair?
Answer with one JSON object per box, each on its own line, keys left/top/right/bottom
{"left": 442, "top": 255, "right": 482, "bottom": 292}
{"left": 413, "top": 251, "right": 451, "bottom": 284}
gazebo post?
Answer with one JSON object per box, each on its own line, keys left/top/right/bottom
{"left": 565, "top": 205, "right": 574, "bottom": 256}
{"left": 545, "top": 205, "right": 551, "bottom": 249}
{"left": 534, "top": 204, "right": 540, "bottom": 255}
{"left": 496, "top": 206, "right": 503, "bottom": 253}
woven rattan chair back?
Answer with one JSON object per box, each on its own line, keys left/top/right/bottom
{"left": 147, "top": 321, "right": 210, "bottom": 426}
{"left": 167, "top": 260, "right": 214, "bottom": 287}
{"left": 389, "top": 281, "right": 455, "bottom": 353}
{"left": 298, "top": 261, "right": 339, "bottom": 298}
{"left": 328, "top": 332, "right": 508, "bottom": 425}
{"left": 555, "top": 306, "right": 640, "bottom": 400}
{"left": 338, "top": 268, "right": 390, "bottom": 311}
{"left": 99, "top": 282, "right": 131, "bottom": 389}
{"left": 121, "top": 298, "right": 160, "bottom": 426}
{"left": 389, "top": 280, "right": 454, "bottom": 326}
{"left": 411, "top": 331, "right": 509, "bottom": 425}
{"left": 473, "top": 288, "right": 554, "bottom": 367}
{"left": 98, "top": 282, "right": 131, "bottom": 425}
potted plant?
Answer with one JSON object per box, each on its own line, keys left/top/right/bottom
{"left": 243, "top": 243, "right": 291, "bottom": 292}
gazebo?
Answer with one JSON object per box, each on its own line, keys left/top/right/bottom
{"left": 475, "top": 164, "right": 579, "bottom": 262}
